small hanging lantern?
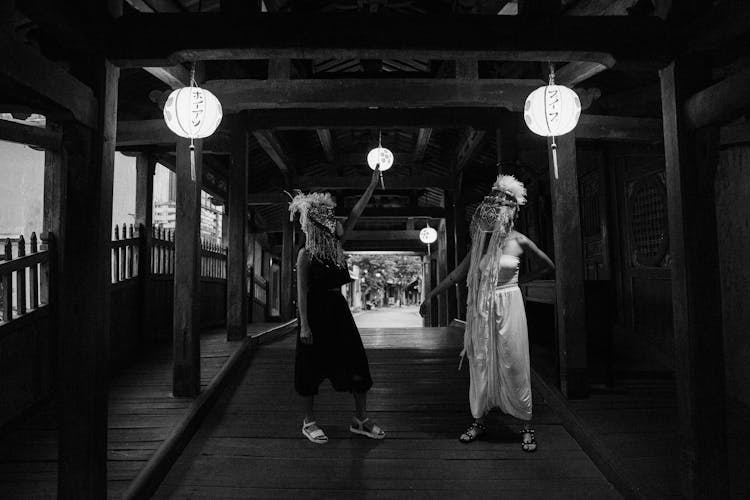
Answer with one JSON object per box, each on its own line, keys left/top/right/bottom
{"left": 367, "top": 131, "right": 393, "bottom": 189}
{"left": 162, "top": 63, "right": 223, "bottom": 181}
{"left": 419, "top": 222, "right": 438, "bottom": 255}
{"left": 523, "top": 66, "right": 581, "bottom": 180}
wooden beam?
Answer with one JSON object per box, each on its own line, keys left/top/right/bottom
{"left": 227, "top": 125, "right": 248, "bottom": 340}
{"left": 660, "top": 59, "right": 728, "bottom": 499}
{"left": 0, "top": 119, "right": 61, "bottom": 150}
{"left": 316, "top": 129, "right": 335, "bottom": 163}
{"left": 456, "top": 127, "right": 487, "bottom": 172}
{"left": 198, "top": 78, "right": 544, "bottom": 113}
{"left": 555, "top": 61, "right": 608, "bottom": 86}
{"left": 293, "top": 175, "right": 454, "bottom": 190}
{"left": 346, "top": 230, "right": 421, "bottom": 241}
{"left": 56, "top": 59, "right": 119, "bottom": 500}
{"left": 109, "top": 13, "right": 668, "bottom": 66}
{"left": 0, "top": 34, "right": 97, "bottom": 128}
{"left": 172, "top": 138, "right": 202, "bottom": 397}
{"left": 248, "top": 192, "right": 288, "bottom": 205}
{"left": 334, "top": 207, "right": 445, "bottom": 218}
{"left": 343, "top": 240, "right": 427, "bottom": 252}
{"left": 252, "top": 129, "right": 294, "bottom": 179}
{"left": 547, "top": 132, "right": 588, "bottom": 399}
{"left": 413, "top": 128, "right": 432, "bottom": 163}
{"left": 245, "top": 107, "right": 512, "bottom": 130}
{"left": 520, "top": 115, "right": 664, "bottom": 143}
{"left": 116, "top": 119, "right": 231, "bottom": 151}
{"left": 144, "top": 65, "right": 189, "bottom": 89}
{"left": 684, "top": 69, "right": 750, "bottom": 130}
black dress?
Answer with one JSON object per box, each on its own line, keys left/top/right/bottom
{"left": 294, "top": 256, "right": 373, "bottom": 396}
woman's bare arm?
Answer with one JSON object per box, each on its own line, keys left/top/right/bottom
{"left": 339, "top": 167, "right": 380, "bottom": 243}
{"left": 419, "top": 253, "right": 472, "bottom": 317}
{"left": 296, "top": 249, "right": 313, "bottom": 343}
{"left": 516, "top": 233, "right": 555, "bottom": 284}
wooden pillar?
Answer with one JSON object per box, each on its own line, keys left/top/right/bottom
{"left": 42, "top": 123, "right": 64, "bottom": 306}
{"left": 454, "top": 191, "right": 468, "bottom": 321}
{"left": 56, "top": 59, "right": 119, "bottom": 499}
{"left": 444, "top": 191, "right": 458, "bottom": 322}
{"left": 547, "top": 133, "right": 588, "bottom": 399}
{"left": 659, "top": 60, "right": 728, "bottom": 499}
{"left": 227, "top": 125, "right": 249, "bottom": 340}
{"left": 135, "top": 153, "right": 155, "bottom": 341}
{"left": 437, "top": 219, "right": 448, "bottom": 326}
{"left": 280, "top": 212, "right": 294, "bottom": 321}
{"left": 172, "top": 138, "right": 203, "bottom": 397}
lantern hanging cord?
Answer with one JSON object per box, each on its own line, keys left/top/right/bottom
{"left": 189, "top": 61, "right": 198, "bottom": 181}
{"left": 544, "top": 64, "right": 559, "bottom": 180}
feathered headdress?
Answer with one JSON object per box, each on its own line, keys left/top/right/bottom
{"left": 491, "top": 175, "right": 527, "bottom": 206}
{"left": 287, "top": 190, "right": 346, "bottom": 268}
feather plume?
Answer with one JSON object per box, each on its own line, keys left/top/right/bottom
{"left": 492, "top": 175, "right": 527, "bottom": 206}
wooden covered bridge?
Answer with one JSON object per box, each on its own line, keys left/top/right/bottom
{"left": 1, "top": 1, "right": 749, "bottom": 498}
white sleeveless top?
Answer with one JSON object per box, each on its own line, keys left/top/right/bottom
{"left": 496, "top": 254, "right": 520, "bottom": 288}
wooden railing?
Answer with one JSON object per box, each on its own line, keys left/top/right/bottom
{"left": 201, "top": 240, "right": 227, "bottom": 280}
{"left": 151, "top": 227, "right": 174, "bottom": 276}
{"left": 112, "top": 223, "right": 140, "bottom": 284}
{"left": 0, "top": 233, "right": 50, "bottom": 325}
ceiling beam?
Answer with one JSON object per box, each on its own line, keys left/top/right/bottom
{"left": 413, "top": 128, "right": 432, "bottom": 162}
{"left": 345, "top": 230, "right": 422, "bottom": 241}
{"left": 0, "top": 119, "right": 61, "bottom": 150}
{"left": 143, "top": 65, "right": 189, "bottom": 89}
{"left": 555, "top": 61, "right": 608, "bottom": 86}
{"left": 334, "top": 207, "right": 445, "bottom": 218}
{"left": 116, "top": 119, "right": 231, "bottom": 150}
{"left": 194, "top": 78, "right": 546, "bottom": 112}
{"left": 245, "top": 108, "right": 515, "bottom": 130}
{"left": 520, "top": 114, "right": 664, "bottom": 142}
{"left": 108, "top": 13, "right": 670, "bottom": 67}
{"left": 456, "top": 127, "right": 487, "bottom": 172}
{"left": 252, "top": 129, "right": 295, "bottom": 178}
{"left": 293, "top": 175, "right": 454, "bottom": 190}
{"left": 316, "top": 129, "right": 336, "bottom": 163}
{"left": 0, "top": 34, "right": 97, "bottom": 128}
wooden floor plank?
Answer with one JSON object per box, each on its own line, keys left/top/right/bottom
{"left": 0, "top": 323, "right": 283, "bottom": 499}
{"left": 155, "top": 321, "right": 621, "bottom": 499}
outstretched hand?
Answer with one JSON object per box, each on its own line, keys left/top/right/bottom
{"left": 371, "top": 164, "right": 381, "bottom": 184}
{"left": 419, "top": 300, "right": 428, "bottom": 317}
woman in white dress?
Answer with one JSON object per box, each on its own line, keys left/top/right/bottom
{"left": 420, "top": 175, "right": 554, "bottom": 451}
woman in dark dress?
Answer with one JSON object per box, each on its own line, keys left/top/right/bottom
{"left": 289, "top": 167, "right": 385, "bottom": 444}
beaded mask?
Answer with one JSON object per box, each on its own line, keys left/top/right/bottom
{"left": 288, "top": 191, "right": 346, "bottom": 268}
{"left": 470, "top": 175, "right": 527, "bottom": 234}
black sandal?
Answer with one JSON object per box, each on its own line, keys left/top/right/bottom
{"left": 521, "top": 428, "right": 537, "bottom": 452}
{"left": 459, "top": 421, "right": 486, "bottom": 443}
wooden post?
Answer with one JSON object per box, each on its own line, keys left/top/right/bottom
{"left": 421, "top": 255, "right": 431, "bottom": 327}
{"left": 172, "top": 138, "right": 203, "bottom": 397}
{"left": 56, "top": 59, "right": 119, "bottom": 499}
{"left": 280, "top": 211, "right": 294, "bottom": 321}
{"left": 547, "top": 132, "right": 588, "bottom": 399}
{"left": 42, "top": 123, "right": 64, "bottom": 306}
{"left": 659, "top": 60, "right": 728, "bottom": 499}
{"left": 454, "top": 190, "right": 468, "bottom": 321}
{"left": 437, "top": 219, "right": 448, "bottom": 326}
{"left": 444, "top": 191, "right": 458, "bottom": 322}
{"left": 227, "top": 124, "right": 249, "bottom": 340}
{"left": 135, "top": 153, "right": 155, "bottom": 340}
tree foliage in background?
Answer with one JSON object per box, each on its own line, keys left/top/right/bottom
{"left": 348, "top": 254, "right": 422, "bottom": 298}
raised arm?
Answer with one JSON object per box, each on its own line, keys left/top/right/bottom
{"left": 296, "top": 249, "right": 314, "bottom": 344}
{"left": 339, "top": 167, "right": 380, "bottom": 243}
{"left": 516, "top": 233, "right": 555, "bottom": 284}
{"left": 419, "top": 252, "right": 472, "bottom": 317}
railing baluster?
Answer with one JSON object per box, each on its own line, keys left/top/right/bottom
{"left": 30, "top": 233, "right": 39, "bottom": 309}
{"left": 2, "top": 239, "right": 13, "bottom": 322}
{"left": 128, "top": 224, "right": 135, "bottom": 279}
{"left": 120, "top": 223, "right": 127, "bottom": 281}
{"left": 113, "top": 225, "right": 120, "bottom": 283}
{"left": 16, "top": 235, "right": 26, "bottom": 315}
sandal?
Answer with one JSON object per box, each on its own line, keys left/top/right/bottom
{"left": 521, "top": 428, "right": 537, "bottom": 452}
{"left": 302, "top": 420, "right": 328, "bottom": 444}
{"left": 349, "top": 416, "right": 386, "bottom": 440}
{"left": 459, "top": 421, "right": 486, "bottom": 443}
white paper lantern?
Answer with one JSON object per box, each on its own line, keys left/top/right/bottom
{"left": 367, "top": 147, "right": 394, "bottom": 172}
{"left": 163, "top": 87, "right": 223, "bottom": 139}
{"left": 523, "top": 85, "right": 581, "bottom": 137}
{"left": 420, "top": 226, "right": 437, "bottom": 244}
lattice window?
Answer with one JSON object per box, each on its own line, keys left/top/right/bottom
{"left": 579, "top": 174, "right": 601, "bottom": 238}
{"left": 628, "top": 174, "right": 668, "bottom": 267}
